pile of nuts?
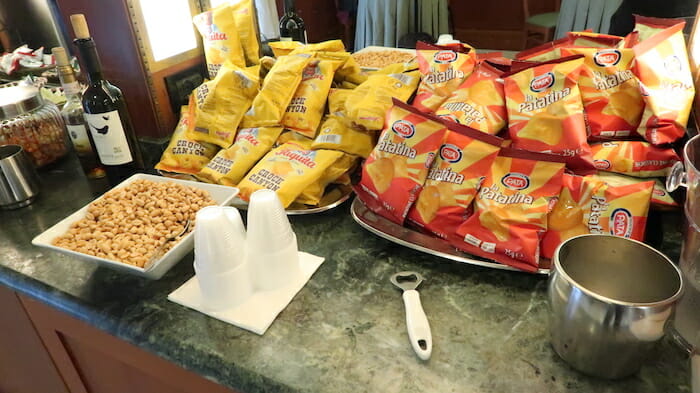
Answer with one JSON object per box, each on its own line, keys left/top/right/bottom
{"left": 352, "top": 50, "right": 416, "bottom": 69}
{"left": 52, "top": 179, "right": 216, "bottom": 267}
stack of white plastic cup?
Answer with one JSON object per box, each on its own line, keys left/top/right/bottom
{"left": 193, "top": 206, "right": 251, "bottom": 310}
{"left": 246, "top": 189, "right": 301, "bottom": 291}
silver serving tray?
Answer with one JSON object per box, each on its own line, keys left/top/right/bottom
{"left": 350, "top": 198, "right": 550, "bottom": 275}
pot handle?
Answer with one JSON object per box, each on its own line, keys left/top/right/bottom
{"left": 667, "top": 161, "right": 687, "bottom": 192}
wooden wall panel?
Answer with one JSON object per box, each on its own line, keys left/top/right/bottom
{"left": 0, "top": 285, "right": 69, "bottom": 393}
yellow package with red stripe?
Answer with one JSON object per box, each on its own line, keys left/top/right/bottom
{"left": 311, "top": 115, "right": 375, "bottom": 158}
{"left": 242, "top": 54, "right": 312, "bottom": 128}
{"left": 406, "top": 122, "right": 502, "bottom": 242}
{"left": 295, "top": 153, "right": 358, "bottom": 205}
{"left": 591, "top": 141, "right": 680, "bottom": 177}
{"left": 453, "top": 149, "right": 566, "bottom": 272}
{"left": 594, "top": 171, "right": 678, "bottom": 209}
{"left": 196, "top": 126, "right": 283, "bottom": 186}
{"left": 345, "top": 69, "right": 421, "bottom": 131}
{"left": 193, "top": 4, "right": 245, "bottom": 78}
{"left": 281, "top": 59, "right": 340, "bottom": 138}
{"left": 413, "top": 42, "right": 477, "bottom": 112}
{"left": 435, "top": 61, "right": 508, "bottom": 135}
{"left": 560, "top": 47, "right": 644, "bottom": 139}
{"left": 633, "top": 19, "right": 694, "bottom": 145}
{"left": 155, "top": 107, "right": 220, "bottom": 175}
{"left": 187, "top": 62, "right": 260, "bottom": 148}
{"left": 355, "top": 99, "right": 448, "bottom": 224}
{"left": 504, "top": 55, "right": 595, "bottom": 172}
{"left": 237, "top": 142, "right": 344, "bottom": 207}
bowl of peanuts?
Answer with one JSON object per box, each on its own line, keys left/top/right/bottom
{"left": 32, "top": 174, "right": 239, "bottom": 279}
{"left": 351, "top": 46, "right": 416, "bottom": 71}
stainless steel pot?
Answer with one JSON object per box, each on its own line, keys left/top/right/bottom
{"left": 548, "top": 234, "right": 683, "bottom": 379}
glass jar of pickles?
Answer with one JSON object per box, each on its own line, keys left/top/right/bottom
{"left": 0, "top": 85, "right": 69, "bottom": 168}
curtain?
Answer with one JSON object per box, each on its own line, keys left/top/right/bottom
{"left": 554, "top": 0, "right": 623, "bottom": 38}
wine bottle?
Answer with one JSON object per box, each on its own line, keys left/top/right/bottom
{"left": 279, "top": 0, "right": 307, "bottom": 43}
{"left": 52, "top": 47, "right": 106, "bottom": 179}
{"left": 70, "top": 14, "right": 144, "bottom": 185}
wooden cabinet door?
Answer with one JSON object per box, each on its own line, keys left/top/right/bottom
{"left": 0, "top": 285, "right": 69, "bottom": 393}
{"left": 20, "top": 294, "right": 240, "bottom": 393}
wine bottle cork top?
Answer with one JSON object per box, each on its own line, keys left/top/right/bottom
{"left": 52, "top": 47, "right": 70, "bottom": 67}
{"left": 70, "top": 14, "right": 90, "bottom": 39}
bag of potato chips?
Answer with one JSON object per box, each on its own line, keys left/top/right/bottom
{"left": 453, "top": 148, "right": 566, "bottom": 272}
{"left": 289, "top": 39, "right": 346, "bottom": 55}
{"left": 345, "top": 69, "right": 421, "bottom": 131}
{"left": 560, "top": 47, "right": 644, "bottom": 139}
{"left": 354, "top": 99, "right": 448, "bottom": 224}
{"left": 413, "top": 42, "right": 477, "bottom": 112}
{"left": 504, "top": 55, "right": 595, "bottom": 173}
{"left": 633, "top": 18, "right": 694, "bottom": 145}
{"left": 269, "top": 41, "right": 303, "bottom": 57}
{"left": 187, "top": 62, "right": 260, "bottom": 148}
{"left": 407, "top": 122, "right": 502, "bottom": 242}
{"left": 295, "top": 153, "right": 358, "bottom": 205}
{"left": 237, "top": 142, "right": 344, "bottom": 207}
{"left": 155, "top": 107, "right": 220, "bottom": 175}
{"left": 327, "top": 88, "right": 353, "bottom": 114}
{"left": 634, "top": 15, "right": 686, "bottom": 42}
{"left": 242, "top": 54, "right": 312, "bottom": 128}
{"left": 594, "top": 171, "right": 678, "bottom": 209}
{"left": 230, "top": 0, "right": 260, "bottom": 65}
{"left": 566, "top": 32, "right": 623, "bottom": 48}
{"left": 275, "top": 130, "right": 313, "bottom": 148}
{"left": 281, "top": 59, "right": 340, "bottom": 138}
{"left": 515, "top": 37, "right": 571, "bottom": 61}
{"left": 311, "top": 115, "right": 375, "bottom": 158}
{"left": 435, "top": 61, "right": 508, "bottom": 135}
{"left": 196, "top": 126, "right": 283, "bottom": 186}
{"left": 193, "top": 4, "right": 246, "bottom": 78}
{"left": 591, "top": 141, "right": 680, "bottom": 177}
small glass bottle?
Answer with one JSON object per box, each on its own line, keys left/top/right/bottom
{"left": 52, "top": 47, "right": 105, "bottom": 179}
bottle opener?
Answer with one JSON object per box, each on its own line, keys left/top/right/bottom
{"left": 390, "top": 271, "right": 432, "bottom": 360}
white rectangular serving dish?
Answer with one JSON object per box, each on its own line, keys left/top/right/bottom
{"left": 32, "top": 173, "right": 239, "bottom": 279}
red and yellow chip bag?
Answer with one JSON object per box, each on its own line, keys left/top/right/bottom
{"left": 591, "top": 141, "right": 680, "bottom": 177}
{"left": 504, "top": 55, "right": 595, "bottom": 172}
{"left": 453, "top": 148, "right": 566, "bottom": 272}
{"left": 633, "top": 18, "right": 694, "bottom": 145}
{"left": 354, "top": 99, "right": 448, "bottom": 224}
{"left": 413, "top": 42, "right": 477, "bottom": 112}
{"left": 634, "top": 16, "right": 686, "bottom": 42}
{"left": 594, "top": 171, "right": 678, "bottom": 209}
{"left": 435, "top": 61, "right": 508, "bottom": 135}
{"left": 587, "top": 173, "right": 654, "bottom": 238}
{"left": 406, "top": 122, "right": 502, "bottom": 241}
{"left": 515, "top": 36, "right": 571, "bottom": 61}
{"left": 566, "top": 31, "right": 623, "bottom": 48}
{"left": 560, "top": 47, "right": 644, "bottom": 139}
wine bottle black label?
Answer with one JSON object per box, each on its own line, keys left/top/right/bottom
{"left": 85, "top": 110, "right": 133, "bottom": 165}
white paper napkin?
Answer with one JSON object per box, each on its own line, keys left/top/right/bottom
{"left": 168, "top": 252, "right": 325, "bottom": 335}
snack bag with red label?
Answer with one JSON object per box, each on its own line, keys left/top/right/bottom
{"left": 453, "top": 149, "right": 566, "bottom": 272}
{"left": 434, "top": 61, "right": 508, "bottom": 135}
{"left": 591, "top": 141, "right": 680, "bottom": 177}
{"left": 634, "top": 16, "right": 686, "bottom": 42}
{"left": 633, "top": 18, "right": 694, "bottom": 145}
{"left": 587, "top": 173, "right": 654, "bottom": 239}
{"left": 504, "top": 55, "right": 595, "bottom": 172}
{"left": 594, "top": 172, "right": 678, "bottom": 209}
{"left": 354, "top": 99, "right": 448, "bottom": 224}
{"left": 566, "top": 32, "right": 624, "bottom": 48}
{"left": 560, "top": 47, "right": 644, "bottom": 139}
{"left": 515, "top": 37, "right": 571, "bottom": 61}
{"left": 237, "top": 141, "right": 344, "bottom": 207}
{"left": 406, "top": 122, "right": 502, "bottom": 241}
{"left": 413, "top": 42, "right": 477, "bottom": 112}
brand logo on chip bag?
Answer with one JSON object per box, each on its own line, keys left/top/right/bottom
{"left": 594, "top": 50, "right": 621, "bottom": 67}
{"left": 530, "top": 72, "right": 555, "bottom": 93}
{"left": 611, "top": 208, "right": 633, "bottom": 238}
{"left": 664, "top": 55, "right": 683, "bottom": 75}
{"left": 439, "top": 144, "right": 463, "bottom": 163}
{"left": 593, "top": 159, "right": 611, "bottom": 170}
{"left": 391, "top": 120, "right": 416, "bottom": 138}
{"left": 434, "top": 50, "right": 457, "bottom": 63}
{"left": 501, "top": 173, "right": 530, "bottom": 190}
{"left": 653, "top": 188, "right": 666, "bottom": 197}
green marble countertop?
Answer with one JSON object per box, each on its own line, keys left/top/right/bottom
{"left": 0, "top": 155, "right": 691, "bottom": 393}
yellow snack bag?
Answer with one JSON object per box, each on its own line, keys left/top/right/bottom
{"left": 237, "top": 142, "right": 344, "bottom": 207}
{"left": 269, "top": 41, "right": 303, "bottom": 57}
{"left": 187, "top": 62, "right": 260, "bottom": 148}
{"left": 230, "top": 0, "right": 260, "bottom": 65}
{"left": 413, "top": 42, "right": 477, "bottom": 112}
{"left": 155, "top": 106, "right": 220, "bottom": 175}
{"left": 311, "top": 115, "right": 375, "bottom": 157}
{"left": 275, "top": 130, "right": 313, "bottom": 148}
{"left": 289, "top": 39, "right": 345, "bottom": 55}
{"left": 345, "top": 70, "right": 421, "bottom": 131}
{"left": 281, "top": 59, "right": 341, "bottom": 138}
{"left": 295, "top": 153, "right": 358, "bottom": 205}
{"left": 193, "top": 4, "right": 246, "bottom": 78}
{"left": 196, "top": 126, "right": 283, "bottom": 186}
{"left": 327, "top": 88, "right": 353, "bottom": 114}
{"left": 242, "top": 54, "right": 312, "bottom": 128}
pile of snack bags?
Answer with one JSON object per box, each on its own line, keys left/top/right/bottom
{"left": 155, "top": 9, "right": 691, "bottom": 272}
